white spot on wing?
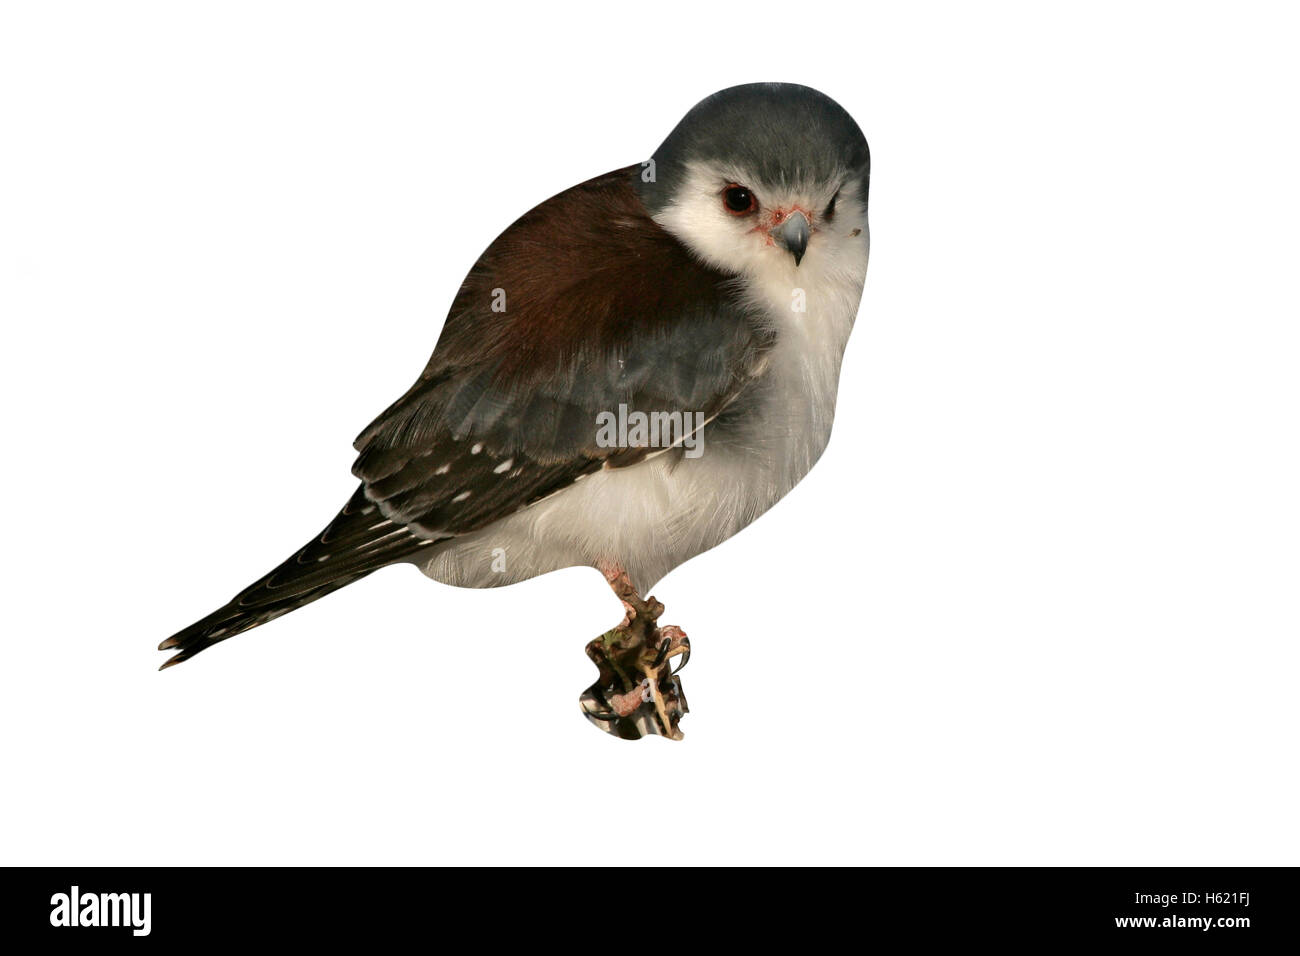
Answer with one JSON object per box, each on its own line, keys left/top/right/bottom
{"left": 471, "top": 443, "right": 483, "bottom": 455}
{"left": 452, "top": 491, "right": 472, "bottom": 502}
{"left": 493, "top": 458, "right": 514, "bottom": 474}
{"left": 434, "top": 463, "right": 451, "bottom": 475}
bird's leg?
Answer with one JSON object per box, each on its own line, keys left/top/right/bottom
{"left": 580, "top": 567, "right": 690, "bottom": 740}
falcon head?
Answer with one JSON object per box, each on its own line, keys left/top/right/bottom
{"left": 636, "top": 82, "right": 870, "bottom": 276}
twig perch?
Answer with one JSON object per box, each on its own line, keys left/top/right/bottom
{"left": 580, "top": 572, "right": 690, "bottom": 740}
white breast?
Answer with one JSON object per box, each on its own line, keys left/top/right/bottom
{"left": 421, "top": 239, "right": 868, "bottom": 592}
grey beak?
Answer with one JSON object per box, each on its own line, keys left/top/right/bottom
{"left": 774, "top": 211, "right": 810, "bottom": 266}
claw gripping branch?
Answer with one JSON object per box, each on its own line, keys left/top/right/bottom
{"left": 580, "top": 572, "right": 690, "bottom": 740}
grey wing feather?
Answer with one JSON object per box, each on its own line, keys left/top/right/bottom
{"left": 161, "top": 166, "right": 773, "bottom": 668}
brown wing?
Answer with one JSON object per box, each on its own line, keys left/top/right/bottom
{"left": 160, "top": 167, "right": 773, "bottom": 669}
{"left": 351, "top": 165, "right": 775, "bottom": 536}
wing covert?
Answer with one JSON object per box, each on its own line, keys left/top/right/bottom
{"left": 352, "top": 167, "right": 775, "bottom": 538}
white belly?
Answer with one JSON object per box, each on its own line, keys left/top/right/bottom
{"left": 420, "top": 246, "right": 866, "bottom": 591}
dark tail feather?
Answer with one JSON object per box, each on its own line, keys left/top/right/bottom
{"left": 158, "top": 486, "right": 438, "bottom": 669}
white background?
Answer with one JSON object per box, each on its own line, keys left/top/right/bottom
{"left": 2, "top": 2, "right": 1297, "bottom": 866}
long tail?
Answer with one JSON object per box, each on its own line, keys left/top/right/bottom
{"left": 158, "top": 486, "right": 437, "bottom": 669}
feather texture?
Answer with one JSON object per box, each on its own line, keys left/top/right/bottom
{"left": 161, "top": 168, "right": 776, "bottom": 665}
{"left": 158, "top": 486, "right": 435, "bottom": 667}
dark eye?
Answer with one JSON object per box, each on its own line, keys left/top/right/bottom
{"left": 722, "top": 184, "right": 757, "bottom": 215}
{"left": 825, "top": 189, "right": 840, "bottom": 220}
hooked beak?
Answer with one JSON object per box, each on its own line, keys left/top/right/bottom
{"left": 772, "top": 211, "right": 810, "bottom": 266}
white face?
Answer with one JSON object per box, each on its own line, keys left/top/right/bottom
{"left": 650, "top": 158, "right": 870, "bottom": 280}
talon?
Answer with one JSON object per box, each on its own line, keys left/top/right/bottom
{"left": 651, "top": 636, "right": 672, "bottom": 669}
{"left": 652, "top": 626, "right": 691, "bottom": 675}
{"left": 671, "top": 639, "right": 691, "bottom": 675}
{"left": 583, "top": 572, "right": 690, "bottom": 740}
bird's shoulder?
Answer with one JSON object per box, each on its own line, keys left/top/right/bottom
{"left": 349, "top": 166, "right": 775, "bottom": 537}
{"left": 432, "top": 165, "right": 741, "bottom": 377}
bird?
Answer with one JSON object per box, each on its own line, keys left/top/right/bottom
{"left": 160, "top": 82, "right": 871, "bottom": 739}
